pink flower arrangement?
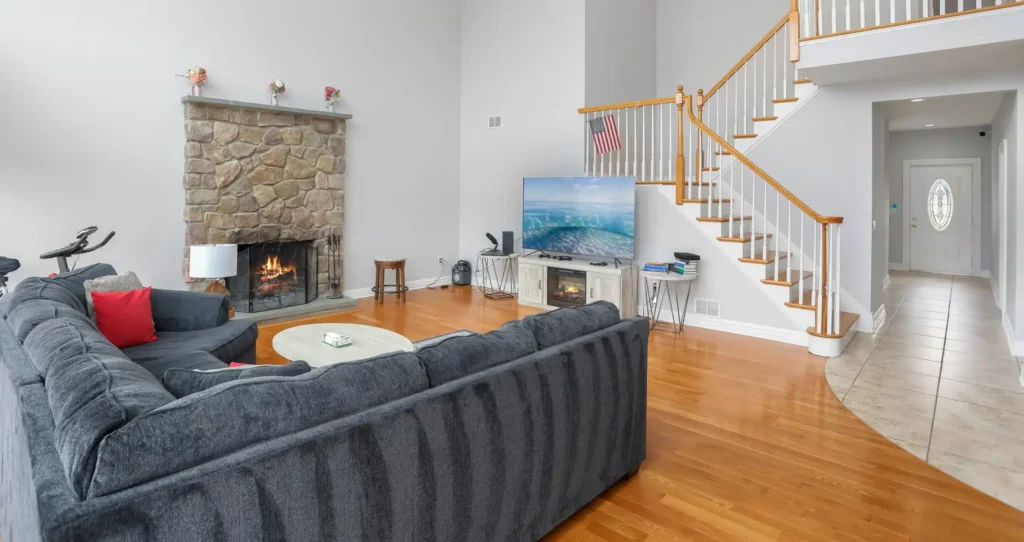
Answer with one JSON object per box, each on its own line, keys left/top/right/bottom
{"left": 268, "top": 80, "right": 286, "bottom": 95}
{"left": 324, "top": 86, "right": 341, "bottom": 104}
{"left": 186, "top": 67, "right": 207, "bottom": 86}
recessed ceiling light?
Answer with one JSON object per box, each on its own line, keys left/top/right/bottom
{"left": 925, "top": 124, "right": 935, "bottom": 127}
{"left": 911, "top": 98, "right": 926, "bottom": 102}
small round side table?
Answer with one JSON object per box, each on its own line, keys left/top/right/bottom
{"left": 373, "top": 258, "right": 408, "bottom": 304}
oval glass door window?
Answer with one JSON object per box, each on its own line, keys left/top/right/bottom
{"left": 928, "top": 179, "right": 953, "bottom": 232}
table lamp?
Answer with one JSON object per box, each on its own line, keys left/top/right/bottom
{"left": 189, "top": 244, "right": 238, "bottom": 298}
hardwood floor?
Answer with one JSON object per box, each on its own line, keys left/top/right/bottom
{"left": 257, "top": 287, "right": 1024, "bottom": 541}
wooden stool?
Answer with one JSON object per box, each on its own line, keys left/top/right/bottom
{"left": 373, "top": 258, "right": 407, "bottom": 304}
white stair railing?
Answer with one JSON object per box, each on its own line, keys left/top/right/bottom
{"left": 802, "top": 0, "right": 1023, "bottom": 39}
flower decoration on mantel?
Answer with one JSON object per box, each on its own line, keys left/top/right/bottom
{"left": 324, "top": 86, "right": 341, "bottom": 112}
{"left": 268, "top": 79, "right": 286, "bottom": 106}
{"left": 179, "top": 67, "right": 207, "bottom": 97}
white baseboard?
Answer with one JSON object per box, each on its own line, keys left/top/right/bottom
{"left": 882, "top": 274, "right": 891, "bottom": 291}
{"left": 990, "top": 275, "right": 999, "bottom": 307}
{"left": 1001, "top": 309, "right": 1024, "bottom": 358}
{"left": 872, "top": 303, "right": 887, "bottom": 335}
{"left": 649, "top": 307, "right": 809, "bottom": 347}
{"left": 889, "top": 262, "right": 910, "bottom": 272}
{"left": 344, "top": 276, "right": 452, "bottom": 300}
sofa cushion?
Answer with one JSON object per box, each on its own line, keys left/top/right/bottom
{"left": 6, "top": 299, "right": 94, "bottom": 344}
{"left": 120, "top": 320, "right": 258, "bottom": 364}
{"left": 521, "top": 301, "right": 622, "bottom": 350}
{"left": 22, "top": 317, "right": 175, "bottom": 498}
{"left": 137, "top": 350, "right": 230, "bottom": 379}
{"left": 162, "top": 359, "right": 312, "bottom": 398}
{"left": 4, "top": 277, "right": 89, "bottom": 316}
{"left": 92, "top": 287, "right": 159, "bottom": 349}
{"left": 43, "top": 264, "right": 117, "bottom": 308}
{"left": 416, "top": 321, "right": 537, "bottom": 387}
{"left": 90, "top": 350, "right": 428, "bottom": 497}
{"left": 83, "top": 271, "right": 143, "bottom": 320}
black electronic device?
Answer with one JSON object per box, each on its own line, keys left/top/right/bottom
{"left": 538, "top": 253, "right": 553, "bottom": 259}
{"left": 485, "top": 232, "right": 499, "bottom": 249}
{"left": 452, "top": 260, "right": 472, "bottom": 286}
{"left": 502, "top": 231, "right": 514, "bottom": 255}
{"left": 589, "top": 261, "right": 608, "bottom": 267}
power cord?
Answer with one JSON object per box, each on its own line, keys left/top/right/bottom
{"left": 427, "top": 258, "right": 451, "bottom": 290}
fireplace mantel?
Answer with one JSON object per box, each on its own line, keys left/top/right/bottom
{"left": 181, "top": 96, "right": 353, "bottom": 121}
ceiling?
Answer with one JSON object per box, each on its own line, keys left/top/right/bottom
{"left": 885, "top": 91, "right": 1009, "bottom": 131}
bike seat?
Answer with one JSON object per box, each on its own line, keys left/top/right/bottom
{"left": 0, "top": 257, "right": 20, "bottom": 274}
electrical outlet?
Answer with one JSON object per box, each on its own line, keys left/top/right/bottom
{"left": 488, "top": 115, "right": 502, "bottom": 128}
{"left": 695, "top": 299, "right": 708, "bottom": 315}
{"left": 437, "top": 257, "right": 444, "bottom": 264}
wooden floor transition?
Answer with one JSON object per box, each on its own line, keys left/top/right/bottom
{"left": 257, "top": 287, "right": 1024, "bottom": 542}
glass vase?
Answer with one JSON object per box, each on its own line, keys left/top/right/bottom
{"left": 191, "top": 84, "right": 202, "bottom": 97}
{"left": 271, "top": 94, "right": 278, "bottom": 106}
{"left": 326, "top": 102, "right": 334, "bottom": 112}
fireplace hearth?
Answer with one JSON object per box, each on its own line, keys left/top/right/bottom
{"left": 227, "top": 241, "right": 318, "bottom": 314}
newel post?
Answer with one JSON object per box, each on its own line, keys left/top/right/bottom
{"left": 789, "top": 0, "right": 801, "bottom": 62}
{"left": 819, "top": 222, "right": 829, "bottom": 335}
{"left": 675, "top": 86, "right": 685, "bottom": 205}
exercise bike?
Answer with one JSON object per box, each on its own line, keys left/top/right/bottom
{"left": 40, "top": 226, "right": 116, "bottom": 273}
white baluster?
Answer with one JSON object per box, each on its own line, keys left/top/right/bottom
{"left": 829, "top": 225, "right": 837, "bottom": 335}
{"left": 659, "top": 103, "right": 664, "bottom": 181}
{"left": 650, "top": 105, "right": 655, "bottom": 180}
{"left": 846, "top": 0, "right": 852, "bottom": 30}
{"left": 783, "top": 24, "right": 790, "bottom": 98}
{"left": 742, "top": 62, "right": 747, "bottom": 135}
{"left": 584, "top": 113, "right": 590, "bottom": 175}
{"left": 624, "top": 108, "right": 630, "bottom": 176}
{"left": 834, "top": 225, "right": 842, "bottom": 335}
{"left": 728, "top": 150, "right": 735, "bottom": 237}
{"left": 763, "top": 42, "right": 768, "bottom": 118}
{"left": 762, "top": 178, "right": 768, "bottom": 260}
{"left": 977, "top": 0, "right": 981, "bottom": 9}
{"left": 860, "top": 0, "right": 866, "bottom": 27}
{"left": 905, "top": 0, "right": 912, "bottom": 20}
{"left": 891, "top": 0, "right": 896, "bottom": 24}
{"left": 774, "top": 191, "right": 780, "bottom": 281}
{"left": 832, "top": 0, "right": 838, "bottom": 32}
{"left": 633, "top": 108, "right": 638, "bottom": 177}
{"left": 940, "top": 0, "right": 946, "bottom": 14}
{"left": 799, "top": 214, "right": 805, "bottom": 303}
{"left": 688, "top": 119, "right": 693, "bottom": 197}
{"left": 875, "top": 0, "right": 881, "bottom": 25}
{"left": 958, "top": 0, "right": 963, "bottom": 12}
{"left": 814, "top": 225, "right": 821, "bottom": 333}
{"left": 616, "top": 109, "right": 621, "bottom": 176}
{"left": 739, "top": 168, "right": 745, "bottom": 239}
{"left": 773, "top": 33, "right": 778, "bottom": 102}
{"left": 734, "top": 71, "right": 739, "bottom": 137}
{"left": 818, "top": 0, "right": 824, "bottom": 34}
{"left": 640, "top": 107, "right": 645, "bottom": 181}
{"left": 922, "top": 0, "right": 928, "bottom": 18}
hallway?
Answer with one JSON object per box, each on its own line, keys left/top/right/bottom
{"left": 826, "top": 271, "right": 1024, "bottom": 510}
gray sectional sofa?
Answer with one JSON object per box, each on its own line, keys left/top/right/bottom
{"left": 1, "top": 264, "right": 649, "bottom": 542}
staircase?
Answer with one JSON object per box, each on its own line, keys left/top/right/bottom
{"left": 577, "top": 5, "right": 858, "bottom": 357}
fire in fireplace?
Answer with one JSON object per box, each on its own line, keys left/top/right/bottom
{"left": 227, "top": 241, "right": 318, "bottom": 314}
{"left": 547, "top": 267, "right": 587, "bottom": 308}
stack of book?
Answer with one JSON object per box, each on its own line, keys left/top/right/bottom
{"left": 642, "top": 261, "right": 670, "bottom": 273}
{"left": 672, "top": 259, "right": 698, "bottom": 276}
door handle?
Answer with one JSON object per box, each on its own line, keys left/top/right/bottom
{"left": 537, "top": 280, "right": 541, "bottom": 290}
{"left": 590, "top": 288, "right": 595, "bottom": 298}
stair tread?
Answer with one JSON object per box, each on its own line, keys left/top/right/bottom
{"left": 794, "top": 79, "right": 813, "bottom": 85}
{"left": 700, "top": 198, "right": 731, "bottom": 204}
{"left": 773, "top": 97, "right": 799, "bottom": 104}
{"left": 718, "top": 233, "right": 772, "bottom": 243}
{"left": 733, "top": 134, "right": 758, "bottom": 139}
{"left": 696, "top": 215, "right": 753, "bottom": 223}
{"left": 807, "top": 312, "right": 860, "bottom": 339}
{"left": 739, "top": 251, "right": 788, "bottom": 265}
{"left": 762, "top": 270, "right": 814, "bottom": 287}
{"left": 714, "top": 151, "right": 732, "bottom": 156}
{"left": 752, "top": 116, "right": 778, "bottom": 122}
{"left": 702, "top": 167, "right": 721, "bottom": 172}
{"left": 786, "top": 289, "right": 817, "bottom": 311}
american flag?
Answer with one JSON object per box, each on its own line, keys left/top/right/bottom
{"left": 589, "top": 115, "right": 621, "bottom": 155}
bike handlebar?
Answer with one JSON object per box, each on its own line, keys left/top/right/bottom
{"left": 79, "top": 231, "right": 115, "bottom": 254}
{"left": 40, "top": 229, "right": 116, "bottom": 259}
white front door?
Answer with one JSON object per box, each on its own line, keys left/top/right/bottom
{"left": 909, "top": 163, "right": 973, "bottom": 275}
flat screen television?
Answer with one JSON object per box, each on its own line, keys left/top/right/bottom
{"left": 522, "top": 176, "right": 635, "bottom": 260}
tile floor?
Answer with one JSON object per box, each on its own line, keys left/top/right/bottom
{"left": 826, "top": 270, "right": 1024, "bottom": 510}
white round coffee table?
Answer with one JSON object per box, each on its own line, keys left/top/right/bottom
{"left": 272, "top": 323, "right": 415, "bottom": 367}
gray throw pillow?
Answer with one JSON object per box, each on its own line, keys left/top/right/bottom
{"left": 83, "top": 271, "right": 144, "bottom": 320}
{"left": 162, "top": 360, "right": 312, "bottom": 398}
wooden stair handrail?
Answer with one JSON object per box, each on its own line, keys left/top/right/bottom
{"left": 578, "top": 96, "right": 676, "bottom": 115}
{"left": 684, "top": 93, "right": 843, "bottom": 225}
{"left": 704, "top": 14, "right": 791, "bottom": 102}
{"left": 802, "top": 1, "right": 1024, "bottom": 42}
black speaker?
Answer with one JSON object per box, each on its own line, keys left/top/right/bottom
{"left": 502, "top": 231, "right": 514, "bottom": 255}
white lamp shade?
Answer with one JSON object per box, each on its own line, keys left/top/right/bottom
{"left": 189, "top": 244, "right": 238, "bottom": 279}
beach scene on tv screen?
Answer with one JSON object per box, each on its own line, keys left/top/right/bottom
{"left": 523, "top": 177, "right": 635, "bottom": 259}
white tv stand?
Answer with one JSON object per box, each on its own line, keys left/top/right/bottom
{"left": 517, "top": 256, "right": 636, "bottom": 318}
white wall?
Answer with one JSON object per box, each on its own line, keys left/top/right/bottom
{"left": 585, "top": 0, "right": 657, "bottom": 107}
{"left": 656, "top": 0, "right": 790, "bottom": 95}
{"left": 886, "top": 126, "right": 994, "bottom": 271}
{"left": 458, "top": 0, "right": 587, "bottom": 263}
{"left": 992, "top": 92, "right": 1019, "bottom": 344}
{"left": 0, "top": 0, "right": 462, "bottom": 291}
{"left": 872, "top": 104, "right": 890, "bottom": 312}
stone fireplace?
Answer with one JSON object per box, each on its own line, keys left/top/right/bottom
{"left": 227, "top": 241, "right": 318, "bottom": 314}
{"left": 180, "top": 96, "right": 350, "bottom": 300}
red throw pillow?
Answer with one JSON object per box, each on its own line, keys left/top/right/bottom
{"left": 91, "top": 287, "right": 159, "bottom": 349}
